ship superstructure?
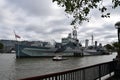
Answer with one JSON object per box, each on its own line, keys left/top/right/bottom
{"left": 83, "top": 36, "right": 109, "bottom": 55}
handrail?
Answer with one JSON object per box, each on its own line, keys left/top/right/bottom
{"left": 19, "top": 61, "right": 116, "bottom": 80}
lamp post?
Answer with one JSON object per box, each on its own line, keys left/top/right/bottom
{"left": 115, "top": 21, "right": 120, "bottom": 58}
{"left": 114, "top": 21, "right": 120, "bottom": 77}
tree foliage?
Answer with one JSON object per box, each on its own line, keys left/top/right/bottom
{"left": 112, "top": 42, "right": 120, "bottom": 51}
{"left": 0, "top": 42, "right": 3, "bottom": 49}
{"left": 104, "top": 44, "right": 113, "bottom": 52}
{"left": 52, "top": 0, "right": 120, "bottom": 25}
{"left": 104, "top": 42, "right": 120, "bottom": 52}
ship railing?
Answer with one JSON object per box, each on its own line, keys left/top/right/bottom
{"left": 19, "top": 61, "right": 116, "bottom": 80}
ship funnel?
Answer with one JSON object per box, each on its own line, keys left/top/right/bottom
{"left": 95, "top": 41, "right": 97, "bottom": 48}
{"left": 85, "top": 39, "right": 89, "bottom": 48}
{"left": 99, "top": 43, "right": 102, "bottom": 48}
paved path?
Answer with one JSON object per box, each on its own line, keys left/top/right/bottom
{"left": 106, "top": 76, "right": 120, "bottom": 80}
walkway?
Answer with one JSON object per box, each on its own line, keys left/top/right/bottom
{"left": 106, "top": 76, "right": 120, "bottom": 80}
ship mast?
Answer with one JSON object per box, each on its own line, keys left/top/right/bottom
{"left": 72, "top": 26, "right": 77, "bottom": 39}
{"left": 91, "top": 35, "right": 94, "bottom": 45}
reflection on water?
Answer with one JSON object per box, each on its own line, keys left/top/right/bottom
{"left": 0, "top": 53, "right": 117, "bottom": 80}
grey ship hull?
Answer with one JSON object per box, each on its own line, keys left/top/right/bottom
{"left": 83, "top": 48, "right": 109, "bottom": 56}
{"left": 15, "top": 44, "right": 82, "bottom": 58}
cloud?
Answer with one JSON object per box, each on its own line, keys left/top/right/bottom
{"left": 104, "top": 34, "right": 117, "bottom": 39}
{"left": 0, "top": 0, "right": 119, "bottom": 45}
{"left": 6, "top": 0, "right": 51, "bottom": 16}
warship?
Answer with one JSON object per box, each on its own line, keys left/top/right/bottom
{"left": 15, "top": 27, "right": 83, "bottom": 58}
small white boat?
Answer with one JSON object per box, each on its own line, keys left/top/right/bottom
{"left": 11, "top": 50, "right": 16, "bottom": 53}
{"left": 52, "top": 55, "right": 67, "bottom": 61}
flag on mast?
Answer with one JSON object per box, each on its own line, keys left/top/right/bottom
{"left": 15, "top": 34, "right": 21, "bottom": 38}
{"left": 14, "top": 30, "right": 21, "bottom": 39}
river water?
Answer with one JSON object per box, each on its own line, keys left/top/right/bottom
{"left": 0, "top": 53, "right": 117, "bottom": 80}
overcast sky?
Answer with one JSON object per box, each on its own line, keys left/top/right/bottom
{"left": 0, "top": 0, "right": 120, "bottom": 46}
